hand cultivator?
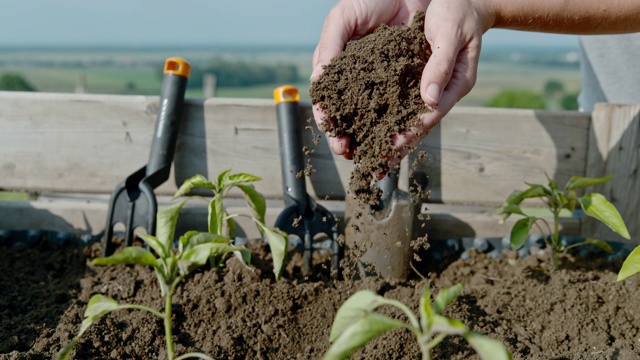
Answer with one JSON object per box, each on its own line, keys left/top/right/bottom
{"left": 273, "top": 85, "right": 341, "bottom": 277}
{"left": 102, "top": 58, "right": 190, "bottom": 256}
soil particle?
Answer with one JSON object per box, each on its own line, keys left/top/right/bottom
{"left": 310, "top": 12, "right": 432, "bottom": 206}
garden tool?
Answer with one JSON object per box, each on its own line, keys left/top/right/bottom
{"left": 273, "top": 85, "right": 341, "bottom": 277}
{"left": 345, "top": 167, "right": 415, "bottom": 281}
{"left": 102, "top": 57, "right": 191, "bottom": 256}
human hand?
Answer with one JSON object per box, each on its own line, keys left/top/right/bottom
{"left": 311, "top": 0, "right": 429, "bottom": 160}
{"left": 312, "top": 0, "right": 494, "bottom": 163}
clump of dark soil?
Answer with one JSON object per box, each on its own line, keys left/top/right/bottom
{"left": 310, "top": 12, "right": 432, "bottom": 206}
{"left": 4, "top": 239, "right": 640, "bottom": 360}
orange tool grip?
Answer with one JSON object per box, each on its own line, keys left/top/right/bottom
{"left": 163, "top": 57, "right": 191, "bottom": 78}
{"left": 273, "top": 85, "right": 300, "bottom": 104}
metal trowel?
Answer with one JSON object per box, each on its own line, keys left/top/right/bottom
{"left": 345, "top": 167, "right": 415, "bottom": 280}
{"left": 102, "top": 57, "right": 190, "bottom": 256}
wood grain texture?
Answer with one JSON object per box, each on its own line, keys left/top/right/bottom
{"left": 0, "top": 195, "right": 579, "bottom": 241}
{"left": 583, "top": 103, "right": 640, "bottom": 242}
{"left": 411, "top": 107, "right": 591, "bottom": 206}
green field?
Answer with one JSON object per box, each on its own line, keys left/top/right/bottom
{"left": 0, "top": 46, "right": 581, "bottom": 106}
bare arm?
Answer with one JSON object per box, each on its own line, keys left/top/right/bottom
{"left": 313, "top": 0, "right": 640, "bottom": 163}
{"left": 489, "top": 0, "right": 640, "bottom": 34}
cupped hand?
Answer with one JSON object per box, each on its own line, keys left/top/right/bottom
{"left": 312, "top": 0, "right": 495, "bottom": 163}
{"left": 311, "top": 0, "right": 428, "bottom": 159}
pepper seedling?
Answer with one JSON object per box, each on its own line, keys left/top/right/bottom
{"left": 496, "top": 174, "right": 630, "bottom": 270}
{"left": 324, "top": 283, "right": 511, "bottom": 360}
{"left": 58, "top": 170, "right": 287, "bottom": 360}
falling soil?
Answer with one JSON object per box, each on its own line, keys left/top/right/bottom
{"left": 4, "top": 239, "right": 640, "bottom": 360}
{"left": 310, "top": 12, "right": 431, "bottom": 206}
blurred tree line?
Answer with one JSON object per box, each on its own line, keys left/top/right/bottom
{"left": 159, "top": 57, "right": 299, "bottom": 89}
{"left": 485, "top": 79, "right": 579, "bottom": 110}
{"left": 0, "top": 73, "right": 36, "bottom": 91}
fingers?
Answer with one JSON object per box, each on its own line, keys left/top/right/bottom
{"left": 311, "top": 3, "right": 355, "bottom": 82}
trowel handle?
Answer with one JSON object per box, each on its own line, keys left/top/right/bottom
{"left": 274, "top": 85, "right": 308, "bottom": 213}
{"left": 146, "top": 57, "right": 191, "bottom": 188}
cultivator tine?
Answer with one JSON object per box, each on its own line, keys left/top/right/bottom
{"left": 273, "top": 85, "right": 342, "bottom": 277}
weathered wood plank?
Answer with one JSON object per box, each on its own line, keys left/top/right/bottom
{"left": 583, "top": 103, "right": 640, "bottom": 242}
{"left": 412, "top": 107, "right": 591, "bottom": 206}
{"left": 0, "top": 195, "right": 581, "bottom": 241}
{"left": 1, "top": 92, "right": 591, "bottom": 206}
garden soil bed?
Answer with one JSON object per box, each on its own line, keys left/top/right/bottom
{"left": 2, "top": 238, "right": 640, "bottom": 360}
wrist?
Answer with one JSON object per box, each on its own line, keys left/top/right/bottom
{"left": 469, "top": 0, "right": 499, "bottom": 32}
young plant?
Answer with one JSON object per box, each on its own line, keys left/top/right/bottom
{"left": 57, "top": 197, "right": 251, "bottom": 360}
{"left": 173, "top": 171, "right": 288, "bottom": 279}
{"left": 324, "top": 284, "right": 511, "bottom": 360}
{"left": 58, "top": 170, "right": 287, "bottom": 360}
{"left": 496, "top": 174, "right": 630, "bottom": 269}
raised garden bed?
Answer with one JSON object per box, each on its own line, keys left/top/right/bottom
{"left": 3, "top": 237, "right": 640, "bottom": 359}
{"left": 2, "top": 92, "right": 640, "bottom": 359}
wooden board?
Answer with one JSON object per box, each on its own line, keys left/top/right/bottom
{"left": 0, "top": 195, "right": 580, "bottom": 241}
{"left": 1, "top": 92, "right": 591, "bottom": 206}
{"left": 412, "top": 107, "right": 591, "bottom": 206}
{"left": 583, "top": 103, "right": 640, "bottom": 242}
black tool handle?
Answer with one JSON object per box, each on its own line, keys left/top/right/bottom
{"left": 146, "top": 57, "right": 191, "bottom": 188}
{"left": 274, "top": 85, "right": 308, "bottom": 214}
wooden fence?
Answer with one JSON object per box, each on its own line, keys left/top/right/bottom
{"left": 0, "top": 91, "right": 638, "bottom": 243}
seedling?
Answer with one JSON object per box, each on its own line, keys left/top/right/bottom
{"left": 324, "top": 283, "right": 511, "bottom": 360}
{"left": 58, "top": 171, "right": 287, "bottom": 360}
{"left": 497, "top": 174, "right": 630, "bottom": 269}
{"left": 172, "top": 171, "right": 288, "bottom": 280}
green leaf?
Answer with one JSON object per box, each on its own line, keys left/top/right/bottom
{"left": 92, "top": 246, "right": 159, "bottom": 269}
{"left": 233, "top": 247, "right": 252, "bottom": 267}
{"left": 329, "top": 290, "right": 388, "bottom": 341}
{"left": 503, "top": 190, "right": 524, "bottom": 207}
{"left": 496, "top": 204, "right": 526, "bottom": 223}
{"left": 180, "top": 231, "right": 229, "bottom": 252}
{"left": 178, "top": 242, "right": 250, "bottom": 275}
{"left": 174, "top": 174, "right": 215, "bottom": 198}
{"left": 523, "top": 184, "right": 550, "bottom": 199}
{"left": 216, "top": 168, "right": 233, "bottom": 190}
{"left": 510, "top": 217, "right": 535, "bottom": 250}
{"left": 208, "top": 194, "right": 224, "bottom": 235}
{"left": 565, "top": 174, "right": 613, "bottom": 191}
{"left": 465, "top": 332, "right": 512, "bottom": 360}
{"left": 502, "top": 185, "right": 549, "bottom": 209}
{"left": 433, "top": 283, "right": 462, "bottom": 315}
{"left": 157, "top": 199, "right": 189, "bottom": 251}
{"left": 419, "top": 286, "right": 433, "bottom": 332}
{"left": 237, "top": 184, "right": 267, "bottom": 224}
{"left": 257, "top": 223, "right": 288, "bottom": 281}
{"left": 227, "top": 172, "right": 262, "bottom": 186}
{"left": 57, "top": 295, "right": 128, "bottom": 360}
{"left": 430, "top": 314, "right": 468, "bottom": 335}
{"left": 324, "top": 313, "right": 406, "bottom": 360}
{"left": 226, "top": 217, "right": 237, "bottom": 239}
{"left": 579, "top": 193, "right": 630, "bottom": 240}
{"left": 179, "top": 230, "right": 200, "bottom": 253}
{"left": 618, "top": 245, "right": 640, "bottom": 281}
{"left": 136, "top": 233, "right": 167, "bottom": 258}
{"left": 583, "top": 238, "right": 613, "bottom": 254}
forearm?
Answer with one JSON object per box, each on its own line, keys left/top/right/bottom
{"left": 485, "top": 0, "right": 640, "bottom": 34}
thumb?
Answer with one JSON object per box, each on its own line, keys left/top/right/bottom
{"left": 420, "top": 40, "right": 459, "bottom": 108}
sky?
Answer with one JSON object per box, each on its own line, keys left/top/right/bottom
{"left": 0, "top": 0, "right": 579, "bottom": 48}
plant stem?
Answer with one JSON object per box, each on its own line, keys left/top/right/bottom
{"left": 164, "top": 276, "right": 185, "bottom": 360}
{"left": 174, "top": 353, "right": 215, "bottom": 360}
{"left": 551, "top": 209, "right": 561, "bottom": 270}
